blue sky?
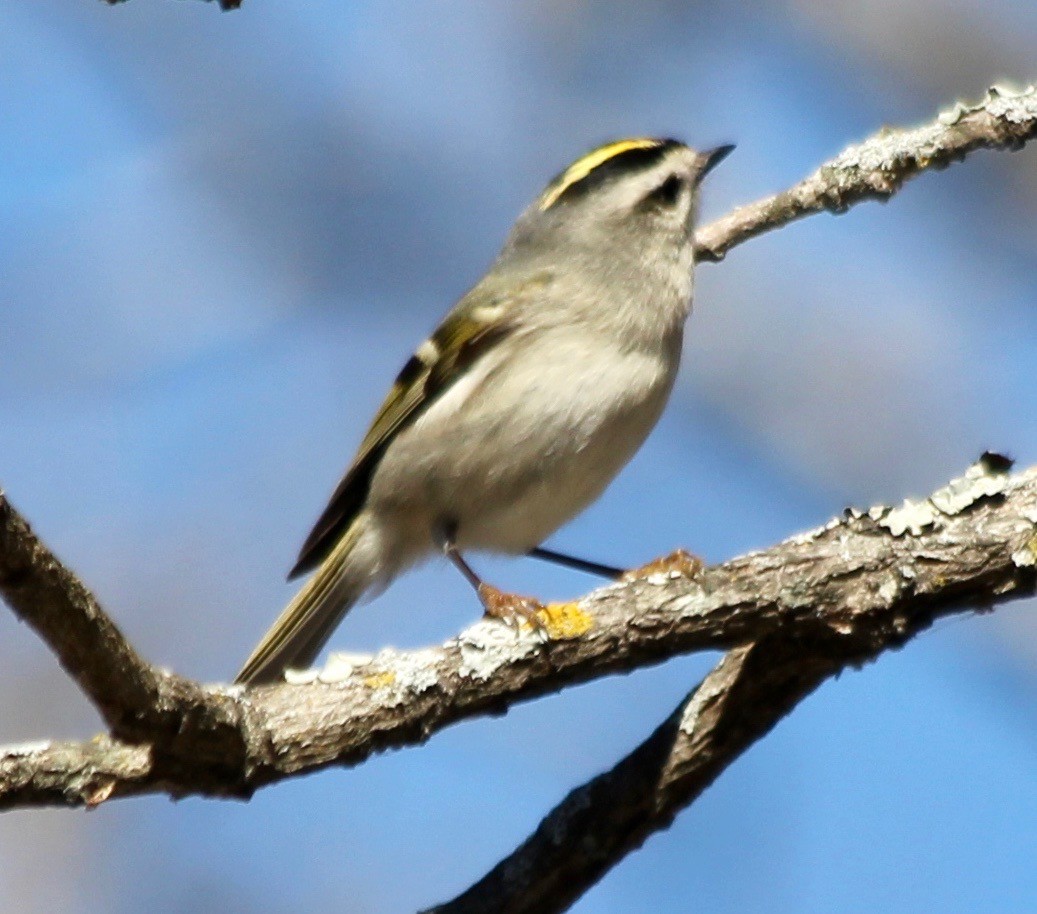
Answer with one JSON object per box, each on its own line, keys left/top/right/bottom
{"left": 1, "top": 2, "right": 1036, "bottom": 912}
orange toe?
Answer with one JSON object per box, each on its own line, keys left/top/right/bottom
{"left": 621, "top": 548, "right": 704, "bottom": 582}
{"left": 477, "top": 582, "right": 549, "bottom": 637}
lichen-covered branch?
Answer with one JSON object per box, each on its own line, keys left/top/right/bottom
{"left": 0, "top": 490, "right": 265, "bottom": 770}
{"left": 427, "top": 639, "right": 839, "bottom": 914}
{"left": 4, "top": 84, "right": 1037, "bottom": 911}
{"left": 694, "top": 84, "right": 1037, "bottom": 261}
{"left": 0, "top": 491, "right": 215, "bottom": 743}
{"left": 431, "top": 454, "right": 1037, "bottom": 913}
{"left": 2, "top": 457, "right": 1036, "bottom": 811}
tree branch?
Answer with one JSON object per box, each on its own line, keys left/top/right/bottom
{"left": 2, "top": 456, "right": 1036, "bottom": 810}
{"left": 694, "top": 84, "right": 1037, "bottom": 261}
{"left": 510, "top": 83, "right": 1032, "bottom": 913}
{"left": 3, "top": 83, "right": 1037, "bottom": 910}
{"left": 431, "top": 452, "right": 1037, "bottom": 912}
{"left": 0, "top": 491, "right": 261, "bottom": 771}
{"left": 426, "top": 637, "right": 839, "bottom": 914}
{"left": 0, "top": 491, "right": 198, "bottom": 738}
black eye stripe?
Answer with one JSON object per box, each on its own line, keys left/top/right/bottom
{"left": 650, "top": 174, "right": 684, "bottom": 206}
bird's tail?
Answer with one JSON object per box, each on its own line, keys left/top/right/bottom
{"left": 235, "top": 513, "right": 381, "bottom": 685}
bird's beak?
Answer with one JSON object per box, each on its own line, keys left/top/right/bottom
{"left": 696, "top": 144, "right": 736, "bottom": 183}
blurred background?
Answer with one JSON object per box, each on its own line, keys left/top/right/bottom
{"left": 2, "top": 1, "right": 1036, "bottom": 911}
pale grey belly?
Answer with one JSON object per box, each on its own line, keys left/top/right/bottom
{"left": 449, "top": 396, "right": 666, "bottom": 550}
{"left": 366, "top": 334, "right": 678, "bottom": 557}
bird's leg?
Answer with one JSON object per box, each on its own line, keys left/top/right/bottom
{"left": 527, "top": 546, "right": 623, "bottom": 580}
{"left": 529, "top": 544, "right": 702, "bottom": 582}
{"left": 435, "top": 522, "right": 548, "bottom": 636}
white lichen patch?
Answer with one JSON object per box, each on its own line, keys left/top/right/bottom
{"left": 308, "top": 646, "right": 442, "bottom": 705}
{"left": 825, "top": 85, "right": 1036, "bottom": 191}
{"left": 939, "top": 84, "right": 1037, "bottom": 126}
{"left": 282, "top": 651, "right": 376, "bottom": 685}
{"left": 382, "top": 647, "right": 441, "bottom": 695}
{"left": 321, "top": 651, "right": 376, "bottom": 683}
{"left": 284, "top": 667, "right": 321, "bottom": 685}
{"left": 979, "top": 84, "right": 1037, "bottom": 123}
{"left": 1012, "top": 546, "right": 1036, "bottom": 568}
{"left": 830, "top": 138, "right": 901, "bottom": 176}
{"left": 929, "top": 461, "right": 1009, "bottom": 515}
{"left": 3, "top": 740, "right": 52, "bottom": 757}
{"left": 867, "top": 456, "right": 1010, "bottom": 537}
{"left": 877, "top": 576, "right": 901, "bottom": 604}
{"left": 1011, "top": 527, "right": 1037, "bottom": 568}
{"left": 874, "top": 499, "right": 936, "bottom": 536}
{"left": 788, "top": 516, "right": 843, "bottom": 545}
{"left": 457, "top": 620, "right": 541, "bottom": 681}
{"left": 679, "top": 669, "right": 729, "bottom": 736}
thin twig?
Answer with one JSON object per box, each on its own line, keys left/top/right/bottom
{"left": 694, "top": 84, "right": 1037, "bottom": 261}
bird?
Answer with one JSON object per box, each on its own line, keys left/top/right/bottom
{"left": 235, "top": 137, "right": 733, "bottom": 685}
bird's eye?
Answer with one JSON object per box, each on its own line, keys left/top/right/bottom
{"left": 642, "top": 174, "right": 685, "bottom": 208}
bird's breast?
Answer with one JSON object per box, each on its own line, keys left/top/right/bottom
{"left": 368, "top": 326, "right": 681, "bottom": 555}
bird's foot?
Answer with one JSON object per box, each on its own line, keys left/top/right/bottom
{"left": 621, "top": 548, "right": 704, "bottom": 582}
{"left": 477, "top": 582, "right": 550, "bottom": 638}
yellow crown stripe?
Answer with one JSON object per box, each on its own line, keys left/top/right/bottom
{"left": 538, "top": 138, "right": 663, "bottom": 211}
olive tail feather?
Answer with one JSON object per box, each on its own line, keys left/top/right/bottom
{"left": 235, "top": 517, "right": 376, "bottom": 686}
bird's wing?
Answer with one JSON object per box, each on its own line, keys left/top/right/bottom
{"left": 288, "top": 284, "right": 531, "bottom": 579}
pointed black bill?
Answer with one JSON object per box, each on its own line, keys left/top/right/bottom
{"left": 696, "top": 143, "right": 736, "bottom": 182}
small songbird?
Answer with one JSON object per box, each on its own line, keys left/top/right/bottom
{"left": 235, "top": 138, "right": 733, "bottom": 685}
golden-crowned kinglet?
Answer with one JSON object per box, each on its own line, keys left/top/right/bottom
{"left": 236, "top": 137, "right": 733, "bottom": 685}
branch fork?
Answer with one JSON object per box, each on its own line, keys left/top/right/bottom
{"left": 3, "top": 85, "right": 1037, "bottom": 913}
